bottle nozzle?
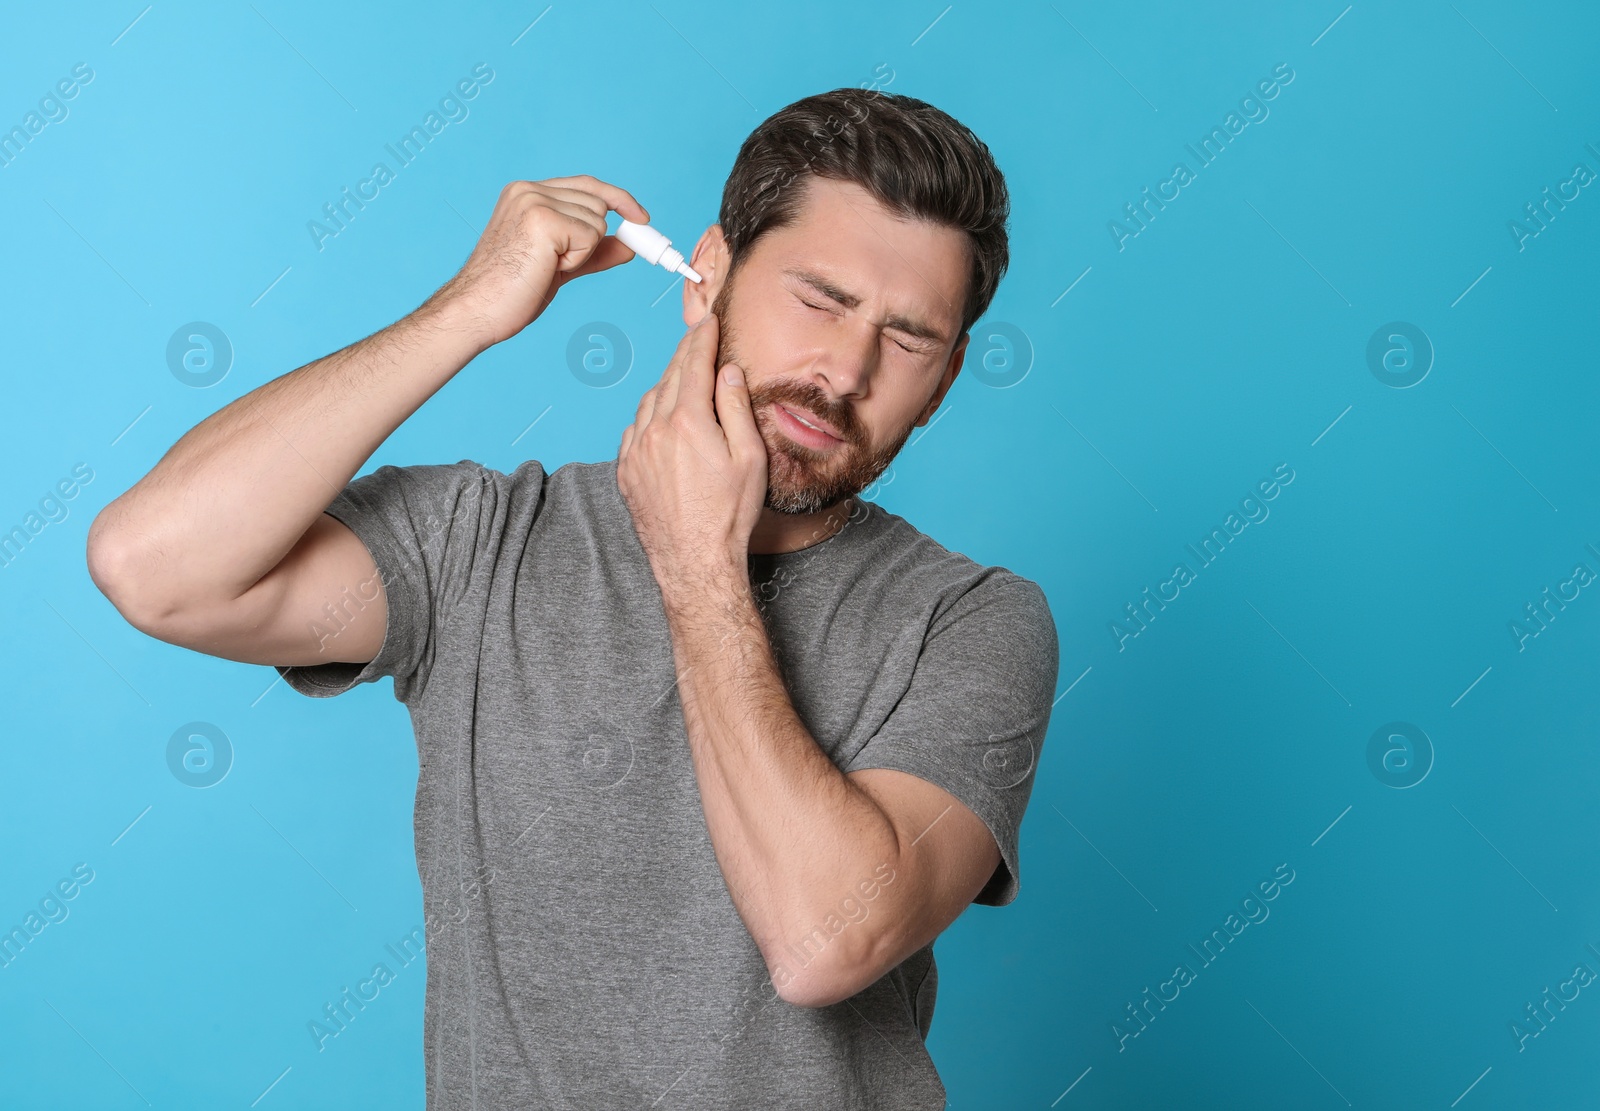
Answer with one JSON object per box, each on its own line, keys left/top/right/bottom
{"left": 615, "top": 219, "right": 703, "bottom": 283}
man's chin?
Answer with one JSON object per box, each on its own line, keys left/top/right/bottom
{"left": 761, "top": 447, "right": 860, "bottom": 516}
{"left": 764, "top": 487, "right": 853, "bottom": 516}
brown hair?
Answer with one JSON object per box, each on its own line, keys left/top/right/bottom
{"left": 717, "top": 87, "right": 1010, "bottom": 340}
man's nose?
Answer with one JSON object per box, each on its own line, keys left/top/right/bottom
{"left": 810, "top": 324, "right": 878, "bottom": 400}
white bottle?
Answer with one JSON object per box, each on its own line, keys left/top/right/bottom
{"left": 614, "top": 219, "right": 703, "bottom": 283}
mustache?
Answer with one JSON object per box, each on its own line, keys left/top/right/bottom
{"left": 743, "top": 377, "right": 861, "bottom": 443}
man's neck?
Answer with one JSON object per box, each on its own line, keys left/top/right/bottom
{"left": 747, "top": 497, "right": 857, "bottom": 556}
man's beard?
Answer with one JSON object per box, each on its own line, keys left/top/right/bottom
{"left": 710, "top": 281, "right": 918, "bottom": 516}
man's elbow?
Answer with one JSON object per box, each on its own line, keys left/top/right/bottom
{"left": 86, "top": 518, "right": 166, "bottom": 632}
{"left": 87, "top": 508, "right": 211, "bottom": 637}
{"left": 767, "top": 939, "right": 888, "bottom": 1009}
{"left": 773, "top": 963, "right": 865, "bottom": 1009}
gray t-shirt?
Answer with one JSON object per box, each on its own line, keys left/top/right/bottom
{"left": 278, "top": 457, "right": 1059, "bottom": 1110}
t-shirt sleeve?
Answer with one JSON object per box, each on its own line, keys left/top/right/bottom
{"left": 844, "top": 573, "right": 1060, "bottom": 907}
{"left": 274, "top": 459, "right": 533, "bottom": 703}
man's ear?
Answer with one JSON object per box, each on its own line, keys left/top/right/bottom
{"left": 682, "top": 224, "right": 731, "bottom": 327}
{"left": 915, "top": 331, "right": 968, "bottom": 427}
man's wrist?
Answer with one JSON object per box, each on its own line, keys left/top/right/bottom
{"left": 414, "top": 284, "right": 500, "bottom": 358}
{"left": 659, "top": 556, "right": 752, "bottom": 624}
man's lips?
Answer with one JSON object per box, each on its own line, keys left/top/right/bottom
{"left": 774, "top": 402, "right": 843, "bottom": 441}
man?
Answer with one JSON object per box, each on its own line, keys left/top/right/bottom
{"left": 87, "top": 87, "right": 1059, "bottom": 1109}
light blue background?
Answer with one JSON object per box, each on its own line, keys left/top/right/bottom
{"left": 2, "top": 1, "right": 1597, "bottom": 1107}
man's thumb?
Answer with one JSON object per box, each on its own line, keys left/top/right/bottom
{"left": 560, "top": 236, "right": 635, "bottom": 284}
{"left": 716, "top": 363, "right": 763, "bottom": 452}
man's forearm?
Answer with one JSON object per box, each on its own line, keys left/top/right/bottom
{"left": 661, "top": 564, "right": 902, "bottom": 992}
{"left": 89, "top": 291, "right": 491, "bottom": 622}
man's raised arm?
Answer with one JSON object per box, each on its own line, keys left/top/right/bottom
{"left": 85, "top": 176, "right": 650, "bottom": 666}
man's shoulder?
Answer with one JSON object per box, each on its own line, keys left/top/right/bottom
{"left": 349, "top": 455, "right": 614, "bottom": 498}
{"left": 863, "top": 501, "right": 1053, "bottom": 621}
{"left": 347, "top": 456, "right": 542, "bottom": 488}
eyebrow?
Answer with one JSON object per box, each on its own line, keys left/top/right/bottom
{"left": 780, "top": 266, "right": 951, "bottom": 348}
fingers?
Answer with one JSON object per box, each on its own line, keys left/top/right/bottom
{"left": 658, "top": 311, "right": 719, "bottom": 416}
{"left": 556, "top": 236, "right": 635, "bottom": 284}
{"left": 533, "top": 197, "right": 630, "bottom": 285}
{"left": 537, "top": 174, "right": 650, "bottom": 224}
{"left": 628, "top": 313, "right": 717, "bottom": 455}
{"left": 714, "top": 362, "right": 763, "bottom": 462}
{"left": 540, "top": 212, "right": 614, "bottom": 280}
{"left": 680, "top": 310, "right": 721, "bottom": 415}
{"left": 634, "top": 382, "right": 657, "bottom": 430}
{"left": 539, "top": 196, "right": 609, "bottom": 240}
